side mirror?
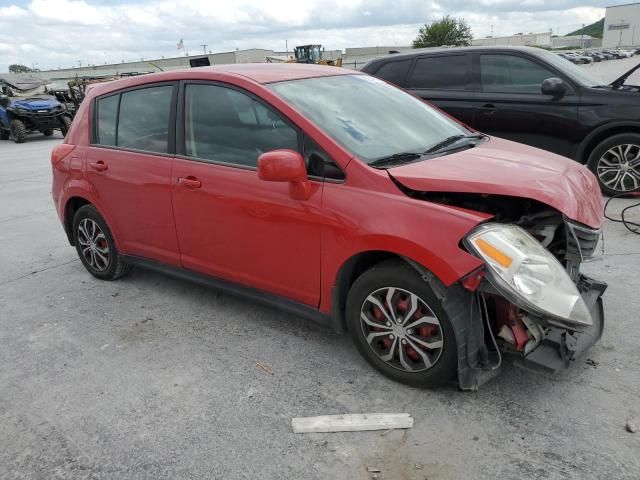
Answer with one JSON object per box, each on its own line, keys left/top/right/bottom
{"left": 0, "top": 95, "right": 9, "bottom": 108}
{"left": 257, "top": 149, "right": 311, "bottom": 200}
{"left": 541, "top": 77, "right": 567, "bottom": 97}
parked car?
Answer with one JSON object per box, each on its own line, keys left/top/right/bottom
{"left": 363, "top": 45, "right": 640, "bottom": 194}
{"left": 0, "top": 75, "right": 71, "bottom": 143}
{"left": 557, "top": 52, "right": 580, "bottom": 64}
{"left": 52, "top": 64, "right": 606, "bottom": 390}
{"left": 595, "top": 50, "right": 614, "bottom": 60}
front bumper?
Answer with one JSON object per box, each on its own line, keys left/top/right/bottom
{"left": 514, "top": 275, "right": 606, "bottom": 374}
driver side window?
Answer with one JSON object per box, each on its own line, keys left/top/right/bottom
{"left": 184, "top": 84, "right": 299, "bottom": 167}
{"left": 480, "top": 55, "right": 557, "bottom": 94}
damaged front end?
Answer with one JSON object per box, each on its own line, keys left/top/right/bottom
{"left": 431, "top": 194, "right": 606, "bottom": 390}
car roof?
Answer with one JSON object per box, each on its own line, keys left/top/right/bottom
{"left": 362, "top": 45, "right": 550, "bottom": 68}
{"left": 86, "top": 63, "right": 360, "bottom": 98}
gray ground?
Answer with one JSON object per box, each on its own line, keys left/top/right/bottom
{"left": 1, "top": 58, "right": 639, "bottom": 480}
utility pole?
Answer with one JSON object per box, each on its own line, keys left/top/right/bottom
{"left": 200, "top": 44, "right": 208, "bottom": 54}
{"left": 491, "top": 24, "right": 494, "bottom": 37}
{"left": 620, "top": 18, "right": 625, "bottom": 47}
{"left": 285, "top": 39, "right": 288, "bottom": 53}
{"left": 580, "top": 24, "right": 585, "bottom": 49}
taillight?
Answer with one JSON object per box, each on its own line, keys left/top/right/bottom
{"left": 51, "top": 144, "right": 76, "bottom": 165}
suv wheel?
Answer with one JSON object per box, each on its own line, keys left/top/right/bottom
{"left": 588, "top": 133, "right": 640, "bottom": 195}
{"left": 10, "top": 119, "right": 26, "bottom": 143}
{"left": 59, "top": 115, "right": 72, "bottom": 137}
{"left": 346, "top": 260, "right": 460, "bottom": 388}
{"left": 72, "top": 205, "right": 131, "bottom": 280}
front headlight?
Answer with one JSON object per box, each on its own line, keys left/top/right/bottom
{"left": 466, "top": 223, "right": 592, "bottom": 330}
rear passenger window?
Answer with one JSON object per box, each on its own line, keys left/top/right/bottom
{"left": 96, "top": 94, "right": 118, "bottom": 146}
{"left": 408, "top": 55, "right": 467, "bottom": 90}
{"left": 117, "top": 86, "right": 173, "bottom": 153}
{"left": 94, "top": 85, "right": 173, "bottom": 153}
{"left": 373, "top": 59, "right": 412, "bottom": 86}
{"left": 184, "top": 84, "right": 298, "bottom": 167}
{"left": 480, "top": 55, "right": 556, "bottom": 93}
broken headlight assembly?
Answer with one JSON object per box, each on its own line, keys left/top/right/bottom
{"left": 465, "top": 223, "right": 592, "bottom": 330}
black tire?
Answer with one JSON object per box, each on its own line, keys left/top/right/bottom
{"left": 72, "top": 205, "right": 131, "bottom": 280}
{"left": 346, "top": 259, "right": 461, "bottom": 388}
{"left": 0, "top": 129, "right": 9, "bottom": 140}
{"left": 43, "top": 129, "right": 54, "bottom": 136}
{"left": 59, "top": 115, "right": 72, "bottom": 137}
{"left": 10, "top": 119, "right": 26, "bottom": 143}
{"left": 587, "top": 133, "right": 640, "bottom": 195}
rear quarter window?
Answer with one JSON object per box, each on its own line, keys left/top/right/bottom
{"left": 372, "top": 59, "right": 412, "bottom": 86}
{"left": 408, "top": 55, "right": 468, "bottom": 90}
{"left": 96, "top": 94, "right": 119, "bottom": 146}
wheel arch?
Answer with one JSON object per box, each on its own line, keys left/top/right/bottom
{"left": 330, "top": 250, "right": 466, "bottom": 333}
{"left": 63, "top": 196, "right": 92, "bottom": 245}
{"left": 576, "top": 121, "right": 640, "bottom": 163}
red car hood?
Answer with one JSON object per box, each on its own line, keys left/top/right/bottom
{"left": 388, "top": 137, "right": 604, "bottom": 229}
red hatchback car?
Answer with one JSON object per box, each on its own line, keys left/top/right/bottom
{"left": 52, "top": 64, "right": 606, "bottom": 390}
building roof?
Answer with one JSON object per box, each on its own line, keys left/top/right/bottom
{"left": 606, "top": 2, "right": 640, "bottom": 8}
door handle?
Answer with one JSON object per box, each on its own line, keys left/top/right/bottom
{"left": 178, "top": 176, "right": 202, "bottom": 189}
{"left": 89, "top": 161, "right": 108, "bottom": 172}
{"left": 477, "top": 104, "right": 497, "bottom": 115}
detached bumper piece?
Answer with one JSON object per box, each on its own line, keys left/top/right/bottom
{"left": 514, "top": 275, "right": 606, "bottom": 374}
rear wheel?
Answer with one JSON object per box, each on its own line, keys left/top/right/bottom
{"left": 43, "top": 129, "right": 54, "bottom": 136}
{"left": 59, "top": 115, "right": 72, "bottom": 137}
{"left": 346, "top": 260, "right": 460, "bottom": 388}
{"left": 10, "top": 119, "right": 26, "bottom": 143}
{"left": 72, "top": 205, "right": 131, "bottom": 280}
{"left": 588, "top": 133, "right": 640, "bottom": 195}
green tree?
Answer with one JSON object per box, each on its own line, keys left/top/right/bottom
{"left": 8, "top": 64, "right": 32, "bottom": 74}
{"left": 412, "top": 16, "right": 472, "bottom": 48}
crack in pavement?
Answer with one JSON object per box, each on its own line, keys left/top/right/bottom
{"left": 0, "top": 259, "right": 77, "bottom": 288}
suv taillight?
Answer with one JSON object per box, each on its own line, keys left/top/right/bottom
{"left": 51, "top": 144, "right": 76, "bottom": 166}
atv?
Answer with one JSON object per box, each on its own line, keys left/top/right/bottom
{"left": 0, "top": 75, "right": 72, "bottom": 143}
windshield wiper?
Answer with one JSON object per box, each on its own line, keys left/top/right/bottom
{"left": 369, "top": 152, "right": 423, "bottom": 168}
{"left": 424, "top": 133, "right": 484, "bottom": 154}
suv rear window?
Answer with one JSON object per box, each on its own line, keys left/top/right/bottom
{"left": 94, "top": 84, "right": 173, "bottom": 154}
{"left": 408, "top": 55, "right": 467, "bottom": 90}
{"left": 373, "top": 59, "right": 412, "bottom": 86}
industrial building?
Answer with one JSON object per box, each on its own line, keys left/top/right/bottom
{"left": 33, "top": 49, "right": 278, "bottom": 81}
{"left": 551, "top": 35, "right": 601, "bottom": 49}
{"left": 603, "top": 2, "right": 640, "bottom": 47}
{"left": 472, "top": 32, "right": 552, "bottom": 47}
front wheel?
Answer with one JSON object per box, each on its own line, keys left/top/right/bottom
{"left": 72, "top": 205, "right": 131, "bottom": 280}
{"left": 10, "top": 119, "right": 26, "bottom": 143}
{"left": 588, "top": 133, "right": 640, "bottom": 195}
{"left": 59, "top": 115, "right": 72, "bottom": 137}
{"left": 346, "top": 260, "right": 460, "bottom": 388}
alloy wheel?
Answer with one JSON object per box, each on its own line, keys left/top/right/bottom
{"left": 597, "top": 143, "right": 640, "bottom": 193}
{"left": 77, "top": 218, "right": 110, "bottom": 272}
{"left": 360, "top": 287, "right": 444, "bottom": 372}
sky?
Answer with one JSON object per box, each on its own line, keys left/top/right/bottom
{"left": 0, "top": 0, "right": 609, "bottom": 72}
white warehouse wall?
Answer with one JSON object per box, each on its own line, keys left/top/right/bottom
{"left": 604, "top": 3, "right": 640, "bottom": 47}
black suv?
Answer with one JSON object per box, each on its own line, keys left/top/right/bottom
{"left": 362, "top": 46, "right": 640, "bottom": 195}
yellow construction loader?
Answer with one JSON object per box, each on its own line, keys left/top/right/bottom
{"left": 290, "top": 45, "right": 342, "bottom": 67}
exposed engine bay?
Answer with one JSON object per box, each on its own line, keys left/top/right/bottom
{"left": 409, "top": 191, "right": 606, "bottom": 389}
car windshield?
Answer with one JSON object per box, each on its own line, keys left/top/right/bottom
{"left": 268, "top": 74, "right": 469, "bottom": 163}
{"left": 537, "top": 49, "right": 603, "bottom": 86}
